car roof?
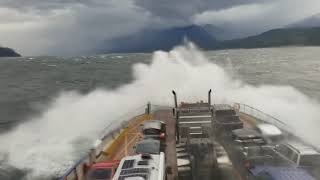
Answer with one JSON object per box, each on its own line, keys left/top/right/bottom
{"left": 283, "top": 141, "right": 320, "bottom": 155}
{"left": 143, "top": 121, "right": 162, "bottom": 130}
{"left": 113, "top": 153, "right": 164, "bottom": 180}
{"left": 148, "top": 120, "right": 165, "bottom": 124}
{"left": 214, "top": 104, "right": 233, "bottom": 111}
{"left": 249, "top": 165, "right": 316, "bottom": 180}
{"left": 232, "top": 129, "right": 262, "bottom": 138}
{"left": 257, "top": 123, "right": 282, "bottom": 136}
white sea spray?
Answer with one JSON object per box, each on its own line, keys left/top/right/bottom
{"left": 0, "top": 43, "right": 320, "bottom": 179}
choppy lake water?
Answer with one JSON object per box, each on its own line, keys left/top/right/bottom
{"left": 1, "top": 46, "right": 320, "bottom": 179}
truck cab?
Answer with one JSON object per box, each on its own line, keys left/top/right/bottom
{"left": 272, "top": 141, "right": 320, "bottom": 178}
{"left": 229, "top": 128, "right": 274, "bottom": 178}
{"left": 273, "top": 142, "right": 320, "bottom": 166}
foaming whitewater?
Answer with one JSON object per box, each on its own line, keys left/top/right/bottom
{"left": 1, "top": 43, "right": 320, "bottom": 179}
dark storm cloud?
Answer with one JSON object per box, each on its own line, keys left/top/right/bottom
{"left": 133, "top": 0, "right": 270, "bottom": 22}
{"left": 1, "top": 0, "right": 320, "bottom": 55}
{"left": 192, "top": 0, "right": 320, "bottom": 39}
{"left": 0, "top": 0, "right": 151, "bottom": 55}
{"left": 0, "top": 0, "right": 99, "bottom": 11}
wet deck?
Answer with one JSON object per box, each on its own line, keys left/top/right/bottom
{"left": 62, "top": 102, "right": 320, "bottom": 180}
{"left": 97, "top": 110, "right": 178, "bottom": 180}
{"left": 97, "top": 114, "right": 151, "bottom": 162}
{"left": 154, "top": 110, "right": 178, "bottom": 180}
{"left": 97, "top": 109, "right": 254, "bottom": 180}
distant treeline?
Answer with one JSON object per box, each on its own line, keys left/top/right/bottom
{"left": 0, "top": 47, "right": 21, "bottom": 57}
{"left": 220, "top": 27, "right": 320, "bottom": 49}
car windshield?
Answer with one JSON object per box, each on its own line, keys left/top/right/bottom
{"left": 276, "top": 144, "right": 298, "bottom": 163}
{"left": 88, "top": 168, "right": 112, "bottom": 179}
{"left": 239, "top": 136, "right": 262, "bottom": 140}
{"left": 136, "top": 141, "right": 160, "bottom": 154}
{"left": 143, "top": 128, "right": 160, "bottom": 135}
{"left": 237, "top": 138, "right": 266, "bottom": 147}
{"left": 289, "top": 151, "right": 299, "bottom": 163}
{"left": 276, "top": 144, "right": 290, "bottom": 155}
{"left": 244, "top": 147, "right": 263, "bottom": 156}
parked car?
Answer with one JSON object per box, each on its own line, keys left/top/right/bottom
{"left": 256, "top": 123, "right": 284, "bottom": 144}
{"left": 142, "top": 120, "right": 166, "bottom": 141}
{"left": 229, "top": 128, "right": 273, "bottom": 178}
{"left": 272, "top": 141, "right": 320, "bottom": 166}
{"left": 135, "top": 139, "right": 161, "bottom": 154}
{"left": 271, "top": 141, "right": 320, "bottom": 178}
{"left": 231, "top": 129, "right": 267, "bottom": 148}
{"left": 247, "top": 165, "right": 316, "bottom": 180}
{"left": 214, "top": 105, "right": 243, "bottom": 133}
{"left": 85, "top": 160, "right": 120, "bottom": 180}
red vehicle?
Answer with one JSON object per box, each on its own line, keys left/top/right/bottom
{"left": 85, "top": 160, "right": 120, "bottom": 180}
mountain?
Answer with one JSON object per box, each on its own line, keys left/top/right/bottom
{"left": 220, "top": 27, "right": 320, "bottom": 49}
{"left": 202, "top": 24, "right": 245, "bottom": 40}
{"left": 288, "top": 13, "right": 320, "bottom": 28}
{"left": 98, "top": 24, "right": 320, "bottom": 53}
{"left": 99, "top": 25, "right": 219, "bottom": 53}
{"left": 202, "top": 24, "right": 228, "bottom": 40}
{"left": 0, "top": 46, "right": 21, "bottom": 57}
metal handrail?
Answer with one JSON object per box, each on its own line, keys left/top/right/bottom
{"left": 235, "top": 103, "right": 291, "bottom": 132}
{"left": 59, "top": 153, "right": 90, "bottom": 179}
{"left": 59, "top": 103, "right": 173, "bottom": 179}
{"left": 238, "top": 103, "right": 286, "bottom": 125}
{"left": 59, "top": 104, "right": 149, "bottom": 180}
{"left": 98, "top": 104, "right": 147, "bottom": 138}
{"left": 236, "top": 103, "right": 320, "bottom": 152}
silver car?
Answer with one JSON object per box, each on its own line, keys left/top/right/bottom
{"left": 142, "top": 120, "right": 166, "bottom": 140}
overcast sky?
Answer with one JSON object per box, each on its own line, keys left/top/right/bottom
{"left": 1, "top": 0, "right": 320, "bottom": 56}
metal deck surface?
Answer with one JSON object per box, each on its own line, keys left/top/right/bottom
{"left": 154, "top": 110, "right": 178, "bottom": 180}
{"left": 99, "top": 109, "right": 260, "bottom": 180}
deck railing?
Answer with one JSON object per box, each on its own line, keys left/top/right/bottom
{"left": 59, "top": 103, "right": 173, "bottom": 180}
{"left": 234, "top": 103, "right": 291, "bottom": 132}
{"left": 59, "top": 104, "right": 151, "bottom": 180}
{"left": 60, "top": 102, "right": 303, "bottom": 180}
{"left": 235, "top": 103, "right": 320, "bottom": 152}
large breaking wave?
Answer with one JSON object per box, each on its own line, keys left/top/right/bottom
{"left": 0, "top": 43, "right": 320, "bottom": 179}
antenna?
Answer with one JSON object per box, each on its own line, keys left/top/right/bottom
{"left": 208, "top": 89, "right": 212, "bottom": 106}
{"left": 172, "top": 90, "right": 178, "bottom": 108}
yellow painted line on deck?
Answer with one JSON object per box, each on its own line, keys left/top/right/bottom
{"left": 113, "top": 133, "right": 142, "bottom": 160}
{"left": 103, "top": 114, "right": 152, "bottom": 159}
